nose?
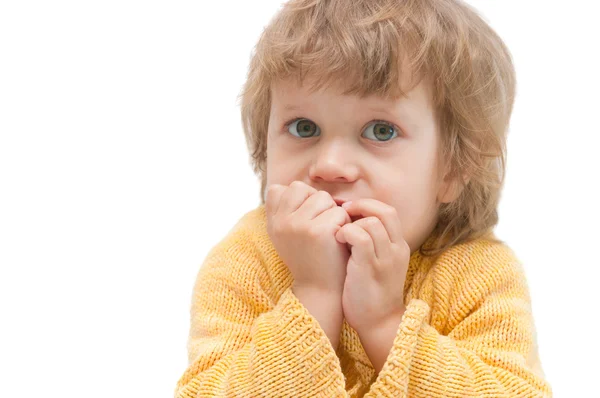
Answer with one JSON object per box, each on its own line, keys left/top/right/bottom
{"left": 308, "top": 139, "right": 359, "bottom": 183}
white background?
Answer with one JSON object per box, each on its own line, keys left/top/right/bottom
{"left": 1, "top": 1, "right": 598, "bottom": 397}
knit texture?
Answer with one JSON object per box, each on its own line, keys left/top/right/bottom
{"left": 174, "top": 205, "right": 552, "bottom": 397}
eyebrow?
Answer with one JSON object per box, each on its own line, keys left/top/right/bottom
{"left": 366, "top": 106, "right": 408, "bottom": 122}
{"left": 282, "top": 104, "right": 304, "bottom": 111}
{"left": 282, "top": 104, "right": 398, "bottom": 113}
{"left": 367, "top": 105, "right": 395, "bottom": 114}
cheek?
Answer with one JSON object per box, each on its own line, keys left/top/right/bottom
{"left": 381, "top": 182, "right": 437, "bottom": 227}
{"left": 264, "top": 154, "right": 301, "bottom": 188}
{"left": 265, "top": 142, "right": 284, "bottom": 182}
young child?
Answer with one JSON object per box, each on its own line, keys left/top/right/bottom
{"left": 175, "top": 0, "right": 552, "bottom": 396}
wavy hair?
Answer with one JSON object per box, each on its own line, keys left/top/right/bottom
{"left": 238, "top": 0, "right": 516, "bottom": 257}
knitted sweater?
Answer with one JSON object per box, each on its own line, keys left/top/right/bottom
{"left": 174, "top": 205, "right": 552, "bottom": 397}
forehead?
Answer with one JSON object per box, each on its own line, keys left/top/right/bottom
{"left": 270, "top": 75, "right": 435, "bottom": 117}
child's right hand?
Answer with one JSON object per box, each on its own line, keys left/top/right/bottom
{"left": 265, "top": 181, "right": 352, "bottom": 296}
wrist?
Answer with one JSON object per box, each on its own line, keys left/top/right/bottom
{"left": 357, "top": 308, "right": 405, "bottom": 374}
{"left": 292, "top": 283, "right": 343, "bottom": 297}
{"left": 291, "top": 285, "right": 343, "bottom": 350}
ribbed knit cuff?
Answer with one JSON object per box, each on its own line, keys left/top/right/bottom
{"left": 367, "top": 299, "right": 430, "bottom": 396}
{"left": 250, "top": 286, "right": 347, "bottom": 397}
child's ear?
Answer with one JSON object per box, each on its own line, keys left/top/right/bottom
{"left": 437, "top": 169, "right": 471, "bottom": 204}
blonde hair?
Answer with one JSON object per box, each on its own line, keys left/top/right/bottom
{"left": 238, "top": 0, "right": 515, "bottom": 257}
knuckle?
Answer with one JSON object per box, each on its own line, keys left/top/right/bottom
{"left": 385, "top": 206, "right": 398, "bottom": 218}
{"left": 357, "top": 233, "right": 371, "bottom": 245}
{"left": 318, "top": 189, "right": 332, "bottom": 198}
{"left": 290, "top": 180, "right": 305, "bottom": 190}
{"left": 315, "top": 190, "right": 333, "bottom": 203}
{"left": 292, "top": 180, "right": 318, "bottom": 196}
{"left": 267, "top": 183, "right": 281, "bottom": 193}
{"left": 265, "top": 186, "right": 274, "bottom": 201}
{"left": 266, "top": 184, "right": 282, "bottom": 202}
{"left": 365, "top": 216, "right": 379, "bottom": 227}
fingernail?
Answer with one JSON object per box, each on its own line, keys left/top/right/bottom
{"left": 342, "top": 201, "right": 352, "bottom": 208}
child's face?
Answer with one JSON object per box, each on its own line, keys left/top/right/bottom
{"left": 265, "top": 77, "right": 457, "bottom": 253}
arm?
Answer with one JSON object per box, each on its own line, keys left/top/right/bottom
{"left": 292, "top": 285, "right": 344, "bottom": 352}
{"left": 361, "top": 248, "right": 552, "bottom": 398}
{"left": 357, "top": 306, "right": 405, "bottom": 375}
{"left": 174, "top": 234, "right": 348, "bottom": 398}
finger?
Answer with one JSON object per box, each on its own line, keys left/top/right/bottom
{"left": 336, "top": 222, "right": 375, "bottom": 266}
{"left": 352, "top": 216, "right": 391, "bottom": 260}
{"left": 342, "top": 199, "right": 402, "bottom": 244}
{"left": 279, "top": 181, "right": 318, "bottom": 215}
{"left": 265, "top": 184, "right": 286, "bottom": 217}
{"left": 313, "top": 205, "right": 352, "bottom": 229}
{"left": 295, "top": 190, "right": 336, "bottom": 220}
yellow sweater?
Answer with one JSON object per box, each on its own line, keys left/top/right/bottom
{"left": 174, "top": 205, "right": 552, "bottom": 397}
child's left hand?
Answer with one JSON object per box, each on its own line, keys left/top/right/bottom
{"left": 335, "top": 199, "right": 410, "bottom": 335}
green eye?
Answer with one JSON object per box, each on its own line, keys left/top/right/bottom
{"left": 287, "top": 118, "right": 320, "bottom": 138}
{"left": 363, "top": 122, "right": 398, "bottom": 142}
{"left": 285, "top": 118, "right": 399, "bottom": 142}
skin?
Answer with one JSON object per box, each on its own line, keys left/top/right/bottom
{"left": 264, "top": 75, "right": 463, "bottom": 374}
{"left": 265, "top": 76, "right": 460, "bottom": 253}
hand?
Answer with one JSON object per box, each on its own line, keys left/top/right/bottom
{"left": 335, "top": 199, "right": 409, "bottom": 334}
{"left": 265, "top": 181, "right": 352, "bottom": 295}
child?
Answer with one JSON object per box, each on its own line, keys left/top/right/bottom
{"left": 175, "top": 0, "right": 552, "bottom": 396}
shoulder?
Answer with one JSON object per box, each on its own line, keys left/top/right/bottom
{"left": 424, "top": 234, "right": 532, "bottom": 328}
{"left": 431, "top": 233, "right": 526, "bottom": 287}
{"left": 203, "top": 204, "right": 269, "bottom": 262}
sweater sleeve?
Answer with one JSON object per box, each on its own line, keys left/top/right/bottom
{"left": 364, "top": 249, "right": 553, "bottom": 398}
{"left": 173, "top": 232, "right": 348, "bottom": 397}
